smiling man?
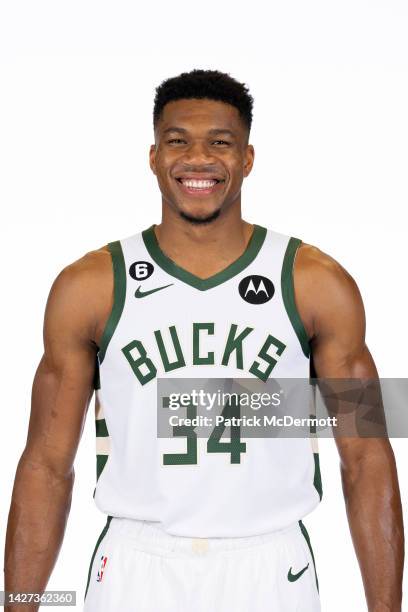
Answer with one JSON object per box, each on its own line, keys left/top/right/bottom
{"left": 4, "top": 70, "right": 404, "bottom": 612}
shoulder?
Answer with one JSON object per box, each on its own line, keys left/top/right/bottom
{"left": 295, "top": 241, "right": 359, "bottom": 294}
{"left": 45, "top": 245, "right": 114, "bottom": 344}
{"left": 293, "top": 242, "right": 365, "bottom": 340}
{"left": 50, "top": 245, "right": 112, "bottom": 298}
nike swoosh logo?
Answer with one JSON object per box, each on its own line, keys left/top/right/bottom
{"left": 134, "top": 283, "right": 174, "bottom": 298}
{"left": 287, "top": 563, "right": 309, "bottom": 582}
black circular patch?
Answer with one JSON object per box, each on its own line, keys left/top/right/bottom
{"left": 129, "top": 261, "right": 154, "bottom": 281}
{"left": 239, "top": 275, "right": 275, "bottom": 304}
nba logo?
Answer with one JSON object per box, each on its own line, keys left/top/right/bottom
{"left": 96, "top": 555, "right": 108, "bottom": 582}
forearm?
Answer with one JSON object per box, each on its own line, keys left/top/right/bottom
{"left": 4, "top": 450, "right": 74, "bottom": 612}
{"left": 341, "top": 441, "right": 404, "bottom": 612}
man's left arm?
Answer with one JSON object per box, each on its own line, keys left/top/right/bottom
{"left": 295, "top": 244, "right": 404, "bottom": 612}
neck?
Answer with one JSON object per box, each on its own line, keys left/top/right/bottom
{"left": 154, "top": 204, "right": 254, "bottom": 280}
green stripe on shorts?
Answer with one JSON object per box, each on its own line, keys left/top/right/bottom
{"left": 84, "top": 515, "right": 113, "bottom": 601}
{"left": 299, "top": 519, "right": 319, "bottom": 593}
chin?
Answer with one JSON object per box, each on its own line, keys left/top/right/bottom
{"left": 179, "top": 207, "right": 222, "bottom": 225}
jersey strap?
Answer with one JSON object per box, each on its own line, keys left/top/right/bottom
{"left": 281, "top": 237, "right": 310, "bottom": 358}
{"left": 98, "top": 241, "right": 126, "bottom": 365}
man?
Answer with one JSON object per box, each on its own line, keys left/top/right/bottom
{"left": 4, "top": 69, "right": 404, "bottom": 611}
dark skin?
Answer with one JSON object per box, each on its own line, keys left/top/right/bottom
{"left": 4, "top": 98, "right": 404, "bottom": 611}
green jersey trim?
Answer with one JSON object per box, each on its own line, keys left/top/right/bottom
{"left": 96, "top": 455, "right": 109, "bottom": 481}
{"left": 98, "top": 241, "right": 127, "bottom": 365}
{"left": 281, "top": 238, "right": 310, "bottom": 358}
{"left": 84, "top": 515, "right": 113, "bottom": 600}
{"left": 142, "top": 224, "right": 267, "bottom": 291}
{"left": 313, "top": 452, "right": 323, "bottom": 501}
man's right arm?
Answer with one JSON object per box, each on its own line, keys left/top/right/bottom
{"left": 3, "top": 247, "right": 113, "bottom": 612}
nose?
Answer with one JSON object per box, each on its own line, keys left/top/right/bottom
{"left": 182, "top": 139, "right": 215, "bottom": 165}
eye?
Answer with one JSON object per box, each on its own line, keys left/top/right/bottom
{"left": 212, "top": 140, "right": 230, "bottom": 146}
{"left": 167, "top": 138, "right": 186, "bottom": 145}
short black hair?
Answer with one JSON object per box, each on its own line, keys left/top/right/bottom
{"left": 153, "top": 69, "right": 254, "bottom": 133}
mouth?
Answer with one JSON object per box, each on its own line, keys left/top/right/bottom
{"left": 175, "top": 176, "right": 225, "bottom": 196}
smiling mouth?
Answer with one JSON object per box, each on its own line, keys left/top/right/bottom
{"left": 175, "top": 177, "right": 225, "bottom": 193}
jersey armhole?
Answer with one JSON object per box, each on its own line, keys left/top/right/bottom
{"left": 281, "top": 237, "right": 310, "bottom": 359}
{"left": 97, "top": 240, "right": 127, "bottom": 365}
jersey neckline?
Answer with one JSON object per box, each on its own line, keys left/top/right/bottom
{"left": 141, "top": 223, "right": 267, "bottom": 291}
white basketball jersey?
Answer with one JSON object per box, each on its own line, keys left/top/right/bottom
{"left": 93, "top": 224, "right": 322, "bottom": 537}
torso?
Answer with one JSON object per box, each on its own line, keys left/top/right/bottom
{"left": 88, "top": 223, "right": 322, "bottom": 537}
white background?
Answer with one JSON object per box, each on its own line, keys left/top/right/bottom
{"left": 1, "top": 1, "right": 407, "bottom": 610}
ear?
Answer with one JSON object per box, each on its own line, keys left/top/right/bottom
{"left": 243, "top": 144, "right": 255, "bottom": 177}
{"left": 149, "top": 144, "right": 157, "bottom": 175}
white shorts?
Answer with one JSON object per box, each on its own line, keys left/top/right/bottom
{"left": 83, "top": 517, "right": 320, "bottom": 612}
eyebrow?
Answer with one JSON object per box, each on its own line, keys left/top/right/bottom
{"left": 207, "top": 128, "right": 236, "bottom": 137}
{"left": 162, "top": 127, "right": 188, "bottom": 135}
{"left": 162, "top": 127, "right": 236, "bottom": 137}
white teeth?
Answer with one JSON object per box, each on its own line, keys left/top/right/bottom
{"left": 180, "top": 179, "right": 218, "bottom": 189}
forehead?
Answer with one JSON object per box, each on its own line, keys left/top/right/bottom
{"left": 156, "top": 98, "right": 244, "bottom": 133}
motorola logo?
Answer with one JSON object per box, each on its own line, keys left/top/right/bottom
{"left": 238, "top": 275, "right": 275, "bottom": 304}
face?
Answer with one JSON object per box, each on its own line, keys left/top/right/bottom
{"left": 149, "top": 99, "right": 254, "bottom": 224}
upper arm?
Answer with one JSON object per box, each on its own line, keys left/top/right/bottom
{"left": 24, "top": 248, "right": 113, "bottom": 476}
{"left": 294, "top": 243, "right": 378, "bottom": 379}
{"left": 294, "top": 243, "right": 387, "bottom": 464}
